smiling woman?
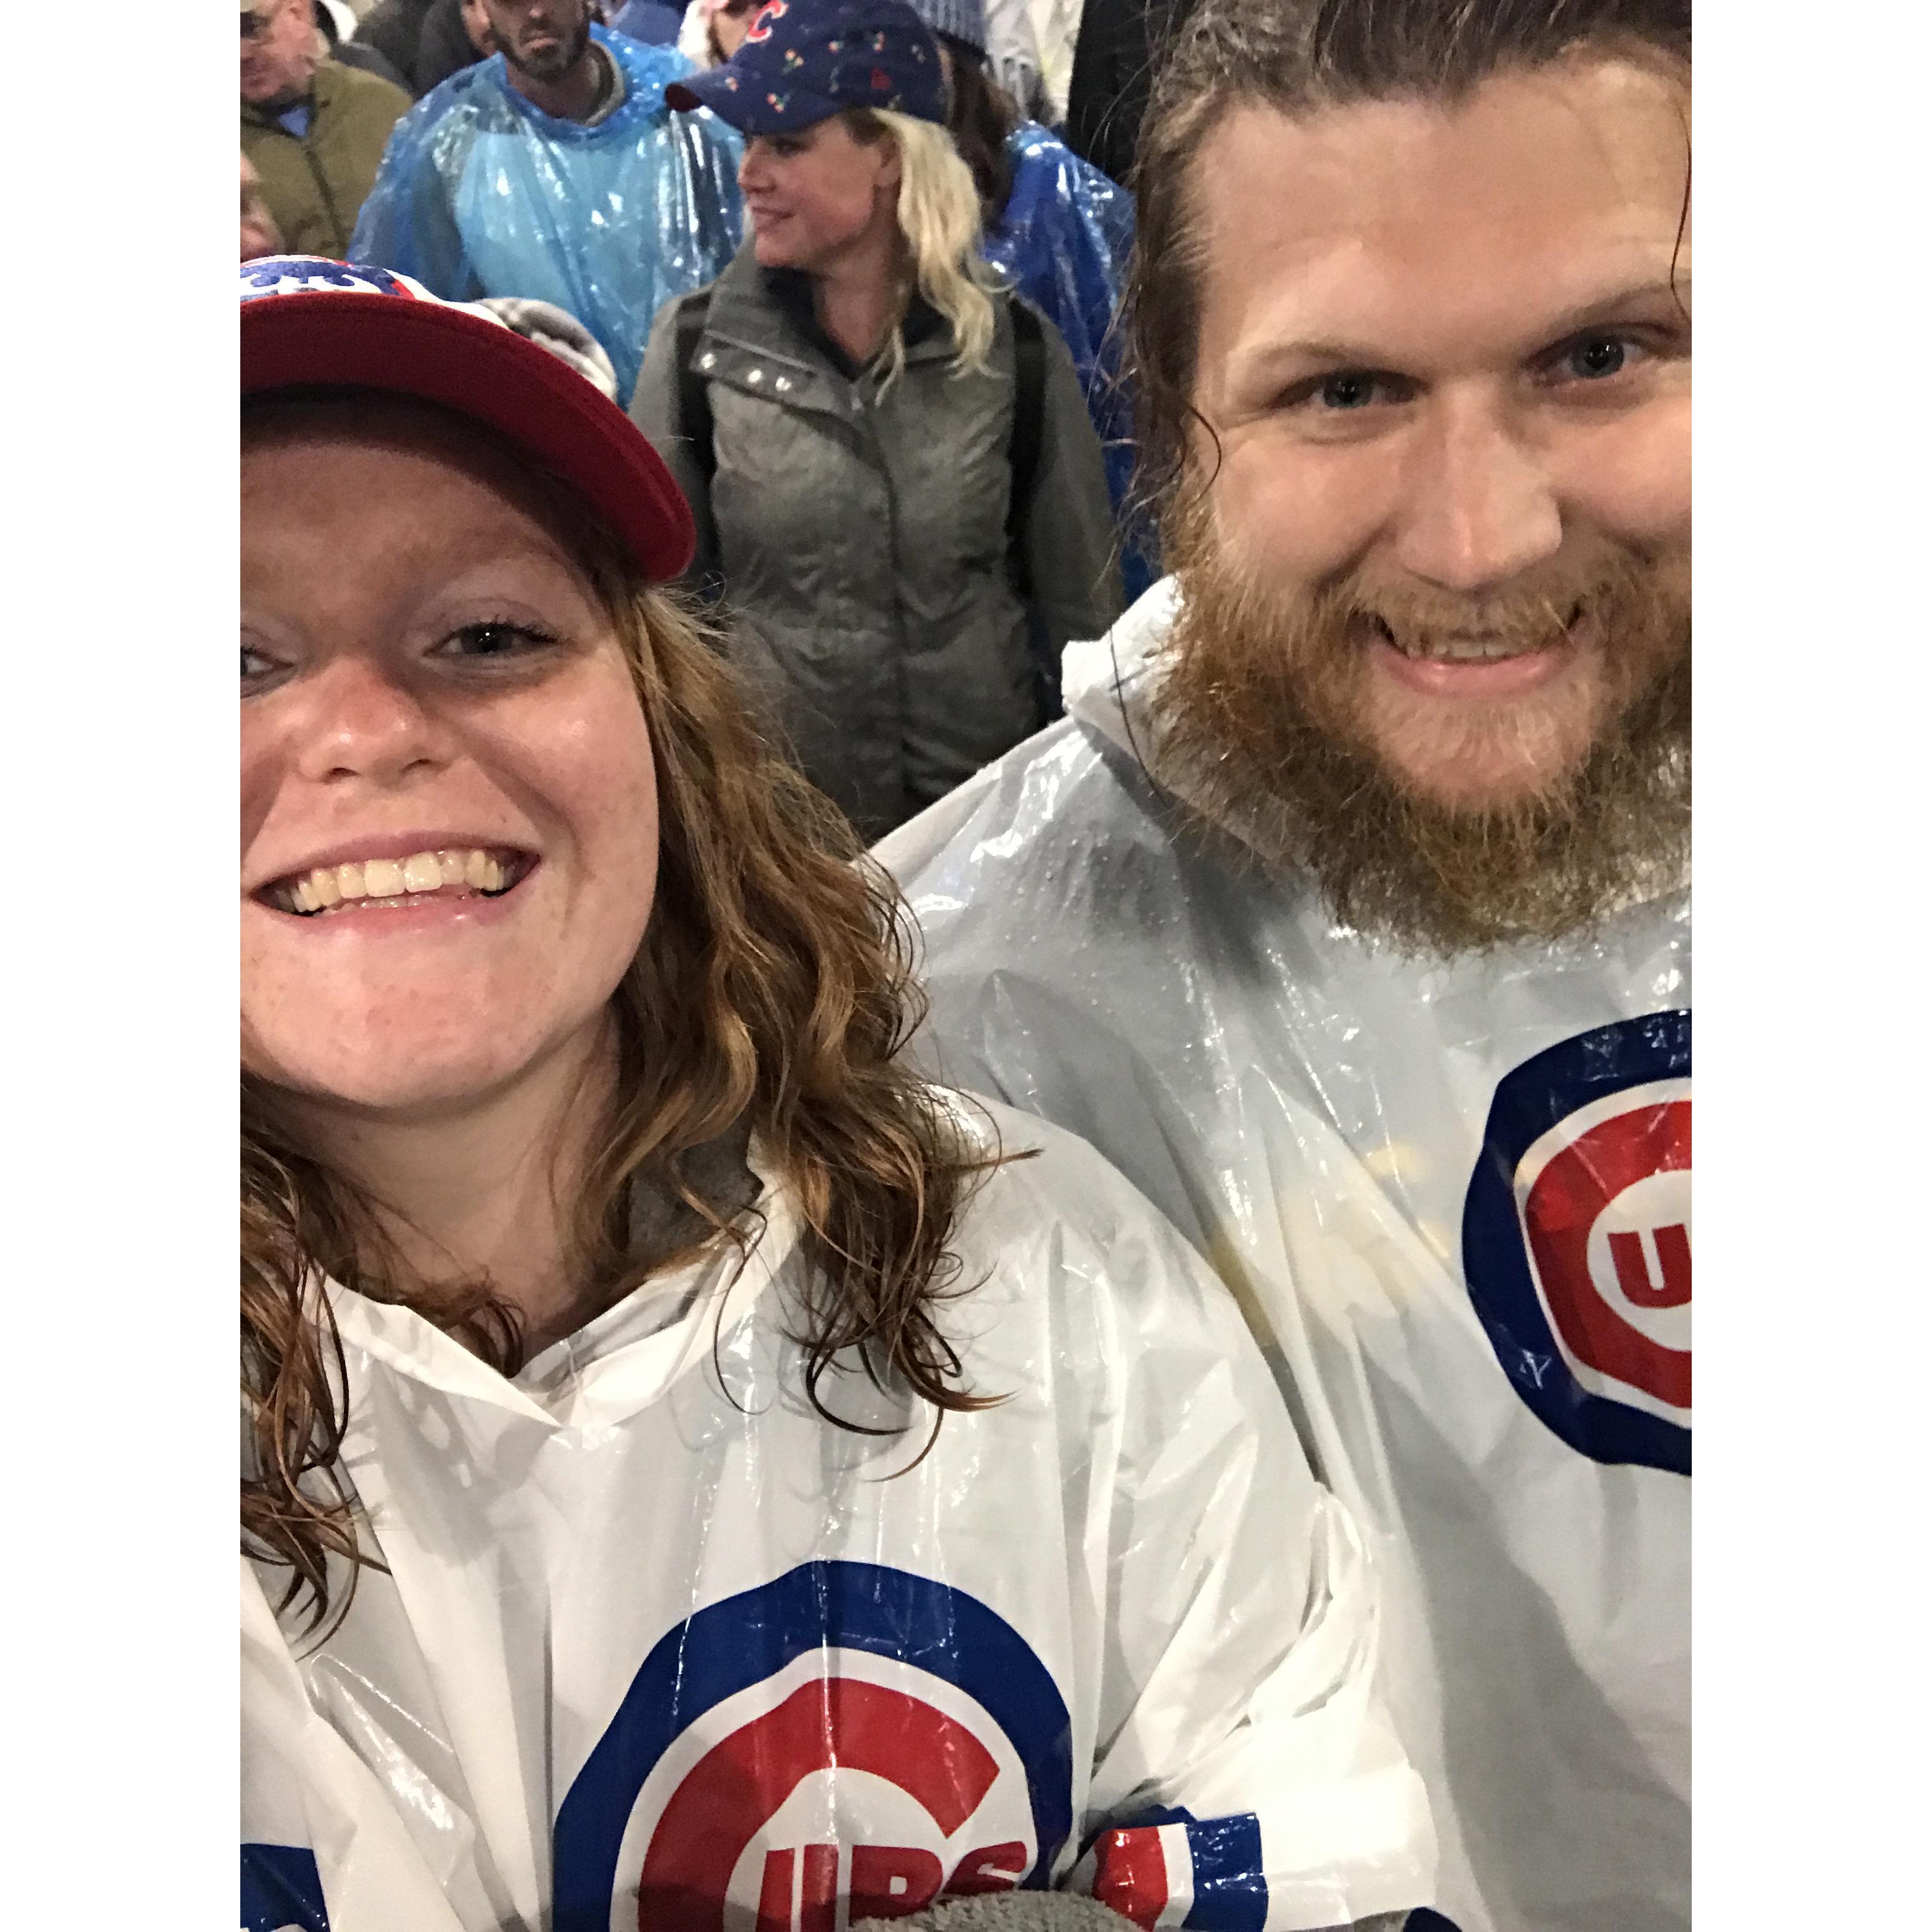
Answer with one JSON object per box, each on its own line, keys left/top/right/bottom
{"left": 238, "top": 260, "right": 1436, "bottom": 1931}
{"left": 242, "top": 396, "right": 664, "bottom": 1126}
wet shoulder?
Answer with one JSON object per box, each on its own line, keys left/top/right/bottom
{"left": 935, "top": 1091, "right": 1243, "bottom": 1353}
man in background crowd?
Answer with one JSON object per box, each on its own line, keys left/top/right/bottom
{"left": 349, "top": 0, "right": 741, "bottom": 403}
{"left": 983, "top": 0, "right": 1046, "bottom": 118}
{"left": 239, "top": 153, "right": 285, "bottom": 260}
{"left": 314, "top": 0, "right": 412, "bottom": 86}
{"left": 1064, "top": 0, "right": 1196, "bottom": 184}
{"left": 883, "top": 1, "right": 1692, "bottom": 1926}
{"left": 241, "top": 0, "right": 411, "bottom": 259}
{"left": 1021, "top": 0, "right": 1080, "bottom": 125}
{"left": 351, "top": 0, "right": 494, "bottom": 93}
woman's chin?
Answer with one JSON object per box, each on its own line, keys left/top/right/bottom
{"left": 243, "top": 1032, "right": 547, "bottom": 1121}
{"left": 750, "top": 222, "right": 801, "bottom": 268}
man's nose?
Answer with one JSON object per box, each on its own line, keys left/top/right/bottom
{"left": 1388, "top": 390, "right": 1564, "bottom": 595}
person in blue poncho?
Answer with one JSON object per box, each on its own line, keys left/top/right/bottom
{"left": 903, "top": 0, "right": 1154, "bottom": 597}
{"left": 349, "top": 0, "right": 743, "bottom": 402}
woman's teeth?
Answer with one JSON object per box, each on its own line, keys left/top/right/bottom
{"left": 270, "top": 848, "right": 519, "bottom": 916}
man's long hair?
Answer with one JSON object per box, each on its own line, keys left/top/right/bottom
{"left": 242, "top": 531, "right": 1002, "bottom": 1638}
{"left": 1122, "top": 0, "right": 1692, "bottom": 541}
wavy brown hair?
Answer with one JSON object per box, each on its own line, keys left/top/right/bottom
{"left": 242, "top": 486, "right": 1004, "bottom": 1637}
{"left": 1122, "top": 0, "right": 1692, "bottom": 537}
{"left": 937, "top": 36, "right": 1019, "bottom": 230}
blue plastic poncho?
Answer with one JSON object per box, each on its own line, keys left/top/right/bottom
{"left": 350, "top": 28, "right": 742, "bottom": 403}
{"left": 981, "top": 121, "right": 1153, "bottom": 596}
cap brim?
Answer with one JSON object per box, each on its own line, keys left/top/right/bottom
{"left": 242, "top": 291, "right": 695, "bottom": 583}
{"left": 665, "top": 68, "right": 841, "bottom": 135}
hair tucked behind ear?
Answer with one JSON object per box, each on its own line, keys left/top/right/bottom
{"left": 242, "top": 524, "right": 1007, "bottom": 1639}
{"left": 848, "top": 106, "right": 1002, "bottom": 389}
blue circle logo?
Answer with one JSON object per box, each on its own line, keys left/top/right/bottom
{"left": 1462, "top": 1012, "right": 1690, "bottom": 1474}
{"left": 552, "top": 1560, "right": 1073, "bottom": 1931}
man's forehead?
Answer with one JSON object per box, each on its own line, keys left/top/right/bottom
{"left": 1191, "top": 58, "right": 1690, "bottom": 370}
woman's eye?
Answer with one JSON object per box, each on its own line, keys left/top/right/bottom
{"left": 242, "top": 643, "right": 280, "bottom": 684}
{"left": 437, "top": 620, "right": 558, "bottom": 661}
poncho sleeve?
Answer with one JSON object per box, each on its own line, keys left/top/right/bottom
{"left": 242, "top": 1562, "right": 470, "bottom": 1932}
{"left": 1025, "top": 1141, "right": 1438, "bottom": 1928}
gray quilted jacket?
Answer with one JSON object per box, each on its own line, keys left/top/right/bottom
{"left": 631, "top": 244, "right": 1123, "bottom": 838}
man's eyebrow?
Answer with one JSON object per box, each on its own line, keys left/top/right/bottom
{"left": 1527, "top": 277, "right": 1694, "bottom": 342}
{"left": 1235, "top": 280, "right": 1694, "bottom": 375}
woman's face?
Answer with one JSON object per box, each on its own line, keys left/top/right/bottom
{"left": 709, "top": 0, "right": 759, "bottom": 62}
{"left": 736, "top": 116, "right": 902, "bottom": 274}
{"left": 242, "top": 401, "right": 661, "bottom": 1116}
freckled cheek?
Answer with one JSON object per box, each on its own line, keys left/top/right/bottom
{"left": 550, "top": 712, "right": 661, "bottom": 920}
{"left": 240, "top": 714, "right": 288, "bottom": 875}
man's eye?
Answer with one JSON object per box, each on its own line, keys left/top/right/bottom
{"left": 1567, "top": 335, "right": 1631, "bottom": 379}
{"left": 1318, "top": 373, "right": 1380, "bottom": 410}
{"left": 1543, "top": 332, "right": 1660, "bottom": 389}
{"left": 1279, "top": 370, "right": 1406, "bottom": 417}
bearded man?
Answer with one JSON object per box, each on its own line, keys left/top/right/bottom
{"left": 349, "top": 0, "right": 742, "bottom": 402}
{"left": 879, "top": 3, "right": 1692, "bottom": 1929}
{"left": 242, "top": 0, "right": 411, "bottom": 258}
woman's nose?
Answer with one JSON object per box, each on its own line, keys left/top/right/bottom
{"left": 290, "top": 655, "right": 454, "bottom": 790}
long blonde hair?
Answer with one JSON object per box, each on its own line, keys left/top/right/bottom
{"left": 242, "top": 466, "right": 1005, "bottom": 1637}
{"left": 849, "top": 107, "right": 1002, "bottom": 387}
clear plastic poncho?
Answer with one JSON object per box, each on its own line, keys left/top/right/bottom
{"left": 983, "top": 122, "right": 1151, "bottom": 597}
{"left": 349, "top": 28, "right": 742, "bottom": 404}
{"left": 242, "top": 1101, "right": 1436, "bottom": 1929}
{"left": 877, "top": 581, "right": 1692, "bottom": 1932}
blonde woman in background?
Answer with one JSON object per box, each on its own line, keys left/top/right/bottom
{"left": 674, "top": 0, "right": 765, "bottom": 65}
{"left": 633, "top": 0, "right": 1120, "bottom": 840}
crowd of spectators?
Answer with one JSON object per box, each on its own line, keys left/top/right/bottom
{"left": 240, "top": 3, "right": 1694, "bottom": 1926}
{"left": 240, "top": 0, "right": 1171, "bottom": 828}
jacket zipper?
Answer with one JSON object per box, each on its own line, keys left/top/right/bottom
{"left": 290, "top": 91, "right": 349, "bottom": 256}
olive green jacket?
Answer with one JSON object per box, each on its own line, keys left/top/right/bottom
{"left": 241, "top": 59, "right": 410, "bottom": 260}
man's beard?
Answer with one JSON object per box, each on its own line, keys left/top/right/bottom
{"left": 1150, "top": 499, "right": 1691, "bottom": 957}
{"left": 502, "top": 12, "right": 592, "bottom": 83}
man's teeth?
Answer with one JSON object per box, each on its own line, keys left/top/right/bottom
{"left": 1380, "top": 604, "right": 1583, "bottom": 662}
{"left": 277, "top": 848, "right": 513, "bottom": 915}
{"left": 1394, "top": 634, "right": 1542, "bottom": 662}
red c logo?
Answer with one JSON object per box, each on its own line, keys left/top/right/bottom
{"left": 1520, "top": 1096, "right": 1691, "bottom": 1411}
{"left": 744, "top": 1, "right": 788, "bottom": 43}
{"left": 635, "top": 1678, "right": 1022, "bottom": 1929}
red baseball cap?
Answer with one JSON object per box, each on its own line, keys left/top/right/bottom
{"left": 240, "top": 256, "right": 695, "bottom": 583}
